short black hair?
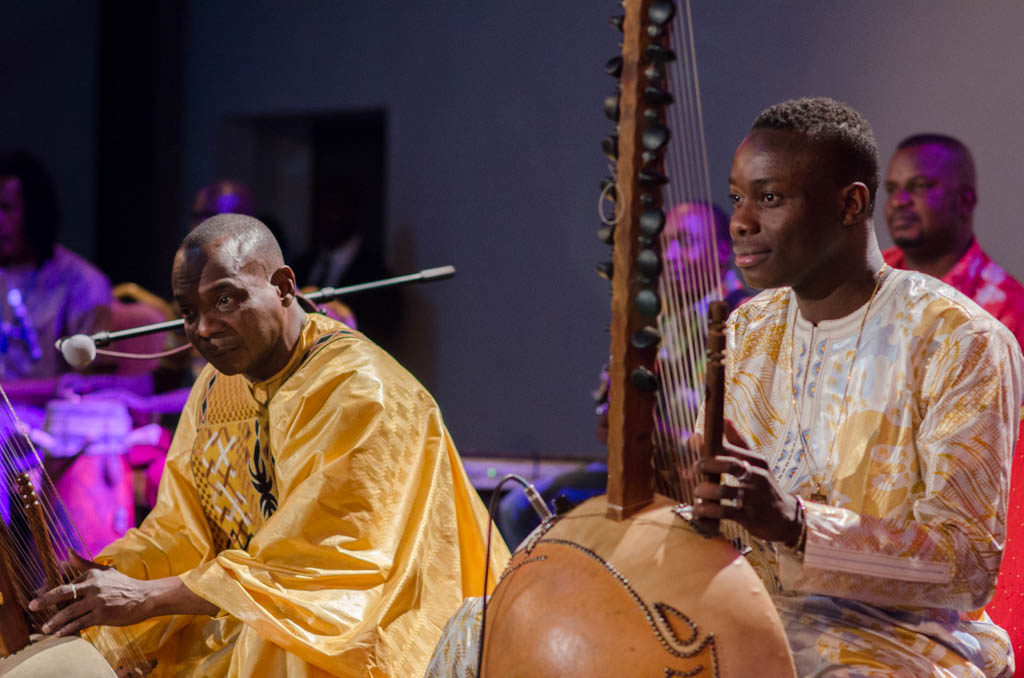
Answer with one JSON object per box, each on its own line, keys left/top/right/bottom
{"left": 0, "top": 150, "right": 60, "bottom": 262}
{"left": 752, "top": 97, "right": 880, "bottom": 208}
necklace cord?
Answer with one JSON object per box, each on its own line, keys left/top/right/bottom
{"left": 788, "top": 264, "right": 888, "bottom": 503}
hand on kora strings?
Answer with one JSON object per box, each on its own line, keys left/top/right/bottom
{"left": 30, "top": 552, "right": 219, "bottom": 635}
{"left": 29, "top": 551, "right": 160, "bottom": 636}
{"left": 691, "top": 419, "right": 802, "bottom": 546}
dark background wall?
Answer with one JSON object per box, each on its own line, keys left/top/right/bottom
{"left": 0, "top": 1, "right": 99, "bottom": 259}
{"left": 5, "top": 1, "right": 1024, "bottom": 458}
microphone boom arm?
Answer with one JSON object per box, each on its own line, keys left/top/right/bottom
{"left": 305, "top": 265, "right": 455, "bottom": 303}
{"left": 59, "top": 265, "right": 456, "bottom": 350}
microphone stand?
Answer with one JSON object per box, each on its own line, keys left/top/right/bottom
{"left": 62, "top": 265, "right": 456, "bottom": 349}
{"left": 304, "top": 266, "right": 454, "bottom": 303}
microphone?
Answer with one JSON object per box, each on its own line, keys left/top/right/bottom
{"left": 55, "top": 317, "right": 184, "bottom": 367}
{"left": 58, "top": 334, "right": 97, "bottom": 369}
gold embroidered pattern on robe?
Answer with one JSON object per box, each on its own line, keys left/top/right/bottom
{"left": 191, "top": 371, "right": 278, "bottom": 552}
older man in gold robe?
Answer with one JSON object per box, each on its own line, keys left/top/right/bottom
{"left": 31, "top": 214, "right": 506, "bottom": 677}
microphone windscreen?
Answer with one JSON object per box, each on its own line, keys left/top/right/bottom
{"left": 60, "top": 334, "right": 97, "bottom": 369}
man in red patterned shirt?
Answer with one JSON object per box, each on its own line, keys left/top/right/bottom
{"left": 883, "top": 133, "right": 1024, "bottom": 347}
{"left": 884, "top": 132, "right": 1024, "bottom": 664}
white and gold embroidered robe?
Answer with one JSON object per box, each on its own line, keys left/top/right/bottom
{"left": 727, "top": 269, "right": 1023, "bottom": 677}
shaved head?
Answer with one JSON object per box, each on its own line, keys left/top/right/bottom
{"left": 180, "top": 213, "right": 284, "bottom": 275}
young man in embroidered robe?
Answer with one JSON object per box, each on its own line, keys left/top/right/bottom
{"left": 30, "top": 214, "right": 508, "bottom": 677}
{"left": 689, "top": 97, "right": 1023, "bottom": 677}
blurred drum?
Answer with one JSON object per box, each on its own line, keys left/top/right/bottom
{"left": 42, "top": 400, "right": 131, "bottom": 458}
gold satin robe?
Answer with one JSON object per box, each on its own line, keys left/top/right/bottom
{"left": 95, "top": 313, "right": 508, "bottom": 677}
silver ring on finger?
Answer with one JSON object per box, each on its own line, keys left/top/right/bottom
{"left": 735, "top": 459, "right": 753, "bottom": 483}
{"left": 733, "top": 487, "right": 745, "bottom": 511}
{"left": 70, "top": 583, "right": 77, "bottom": 601}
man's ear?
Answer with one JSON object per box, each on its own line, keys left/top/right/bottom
{"left": 960, "top": 186, "right": 978, "bottom": 213}
{"left": 271, "top": 266, "right": 298, "bottom": 305}
{"left": 840, "top": 182, "right": 870, "bottom": 226}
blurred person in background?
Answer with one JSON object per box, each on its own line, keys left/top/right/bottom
{"left": 0, "top": 150, "right": 136, "bottom": 554}
{"left": 883, "top": 133, "right": 1024, "bottom": 347}
{"left": 0, "top": 150, "right": 113, "bottom": 408}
